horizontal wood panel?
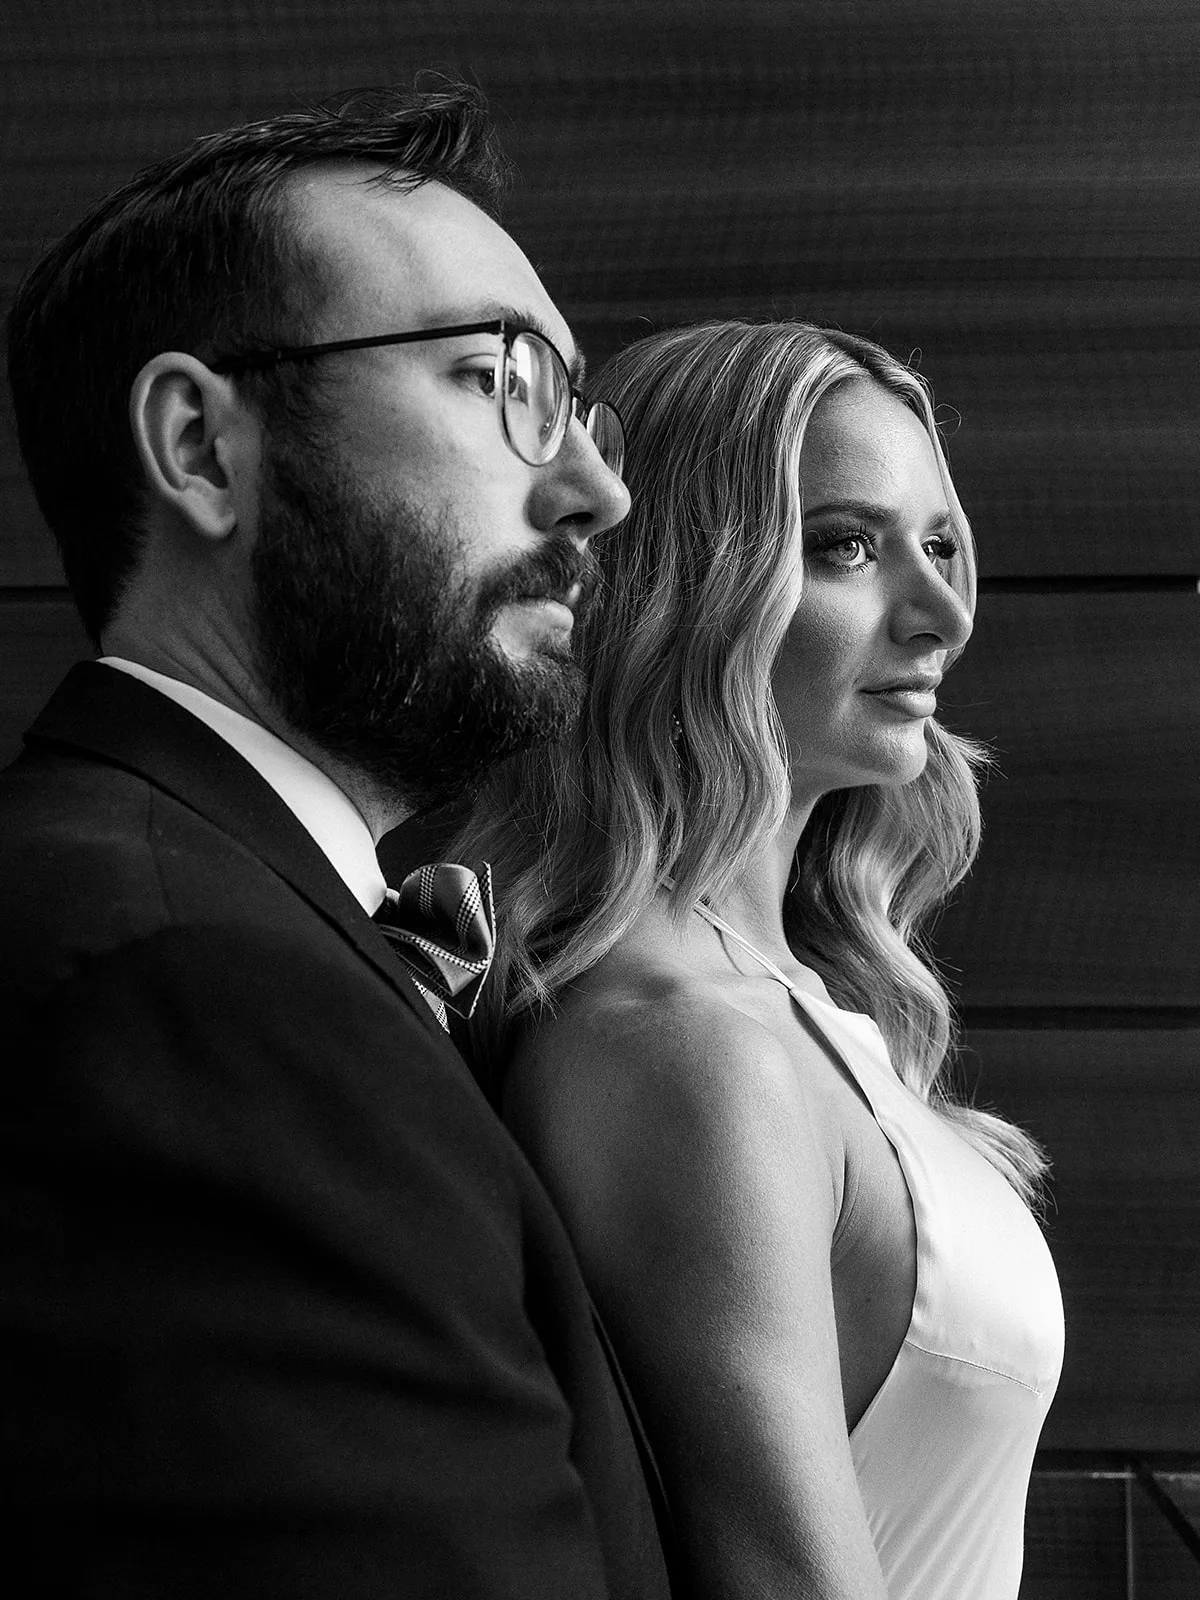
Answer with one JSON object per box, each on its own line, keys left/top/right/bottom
{"left": 1022, "top": 1471, "right": 1126, "bottom": 1599}
{"left": 0, "top": 596, "right": 91, "bottom": 769}
{"left": 4, "top": 1, "right": 1200, "bottom": 577}
{"left": 933, "top": 592, "right": 1198, "bottom": 1006}
{"left": 1022, "top": 1465, "right": 1200, "bottom": 1597}
{"left": 965, "top": 1030, "right": 1200, "bottom": 1452}
{"left": 937, "top": 800, "right": 1200, "bottom": 1008}
{"left": 940, "top": 592, "right": 1199, "bottom": 790}
{"left": 0, "top": 478, "right": 60, "bottom": 587}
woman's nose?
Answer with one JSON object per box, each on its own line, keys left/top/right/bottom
{"left": 890, "top": 555, "right": 973, "bottom": 650}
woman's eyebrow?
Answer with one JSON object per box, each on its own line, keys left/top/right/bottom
{"left": 803, "top": 498, "right": 953, "bottom": 532}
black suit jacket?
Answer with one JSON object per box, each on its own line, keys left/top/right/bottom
{"left": 0, "top": 663, "right": 671, "bottom": 1599}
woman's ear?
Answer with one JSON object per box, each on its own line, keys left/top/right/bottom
{"left": 129, "top": 353, "right": 258, "bottom": 542}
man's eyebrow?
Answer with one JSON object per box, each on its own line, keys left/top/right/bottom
{"left": 486, "top": 303, "right": 586, "bottom": 387}
{"left": 802, "top": 498, "right": 953, "bottom": 532}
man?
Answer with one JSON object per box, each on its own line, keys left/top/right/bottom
{"left": 1, "top": 86, "right": 671, "bottom": 1596}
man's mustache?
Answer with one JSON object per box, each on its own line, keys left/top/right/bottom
{"left": 481, "top": 539, "right": 603, "bottom": 627}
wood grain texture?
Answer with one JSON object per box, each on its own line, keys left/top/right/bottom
{"left": 0, "top": 596, "right": 91, "bottom": 770}
{"left": 934, "top": 591, "right": 1199, "bottom": 1008}
{"left": 4, "top": 0, "right": 1200, "bottom": 576}
{"left": 1022, "top": 1465, "right": 1200, "bottom": 1598}
{"left": 1021, "top": 1471, "right": 1128, "bottom": 1599}
{"left": 965, "top": 1030, "right": 1200, "bottom": 1452}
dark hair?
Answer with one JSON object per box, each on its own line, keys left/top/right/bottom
{"left": 6, "top": 82, "right": 509, "bottom": 643}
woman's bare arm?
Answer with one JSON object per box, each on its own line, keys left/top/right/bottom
{"left": 506, "top": 983, "right": 890, "bottom": 1600}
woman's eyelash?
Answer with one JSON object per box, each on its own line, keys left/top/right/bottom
{"left": 807, "top": 529, "right": 874, "bottom": 562}
{"left": 927, "top": 535, "right": 960, "bottom": 562}
{"left": 805, "top": 530, "right": 961, "bottom": 565}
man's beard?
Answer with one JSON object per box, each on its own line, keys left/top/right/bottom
{"left": 250, "top": 426, "right": 599, "bottom": 812}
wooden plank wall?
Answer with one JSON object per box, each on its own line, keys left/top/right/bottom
{"left": 3, "top": 2, "right": 1197, "bottom": 1590}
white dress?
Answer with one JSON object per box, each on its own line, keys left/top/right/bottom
{"left": 693, "top": 904, "right": 1064, "bottom": 1600}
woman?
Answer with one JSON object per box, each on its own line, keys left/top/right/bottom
{"left": 456, "top": 321, "right": 1064, "bottom": 1600}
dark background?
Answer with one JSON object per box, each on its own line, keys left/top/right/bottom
{"left": 2, "top": 2, "right": 1197, "bottom": 1591}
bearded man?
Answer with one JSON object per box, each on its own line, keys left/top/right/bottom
{"left": 1, "top": 86, "right": 672, "bottom": 1598}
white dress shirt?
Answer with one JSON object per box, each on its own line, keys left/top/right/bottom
{"left": 99, "top": 657, "right": 388, "bottom": 915}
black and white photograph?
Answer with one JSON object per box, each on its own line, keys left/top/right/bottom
{"left": 2, "top": 3, "right": 1197, "bottom": 1594}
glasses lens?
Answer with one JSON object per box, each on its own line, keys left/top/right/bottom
{"left": 504, "top": 332, "right": 569, "bottom": 465}
{"left": 586, "top": 402, "right": 625, "bottom": 478}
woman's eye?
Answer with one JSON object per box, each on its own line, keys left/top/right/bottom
{"left": 925, "top": 535, "right": 960, "bottom": 566}
{"left": 809, "top": 532, "right": 873, "bottom": 569}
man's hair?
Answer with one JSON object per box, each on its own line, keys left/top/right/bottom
{"left": 6, "top": 82, "right": 509, "bottom": 642}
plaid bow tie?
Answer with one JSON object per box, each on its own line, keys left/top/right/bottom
{"left": 373, "top": 861, "right": 495, "bottom": 1029}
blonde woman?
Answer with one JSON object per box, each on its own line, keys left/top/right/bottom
{"left": 456, "top": 322, "right": 1064, "bottom": 1600}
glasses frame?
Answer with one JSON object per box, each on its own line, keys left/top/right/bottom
{"left": 208, "top": 319, "right": 624, "bottom": 474}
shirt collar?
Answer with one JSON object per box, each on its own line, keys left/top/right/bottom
{"left": 99, "top": 658, "right": 388, "bottom": 915}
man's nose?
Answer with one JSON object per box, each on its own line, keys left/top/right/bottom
{"left": 529, "top": 417, "right": 631, "bottom": 545}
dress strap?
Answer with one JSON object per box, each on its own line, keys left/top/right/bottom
{"left": 692, "top": 902, "right": 802, "bottom": 994}
{"left": 693, "top": 903, "right": 894, "bottom": 1107}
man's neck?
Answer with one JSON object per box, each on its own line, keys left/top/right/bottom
{"left": 100, "top": 640, "right": 411, "bottom": 842}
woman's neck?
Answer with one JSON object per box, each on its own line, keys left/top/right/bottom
{"left": 700, "top": 797, "right": 815, "bottom": 969}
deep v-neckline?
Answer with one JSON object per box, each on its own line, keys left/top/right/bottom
{"left": 678, "top": 909, "right": 1062, "bottom": 1600}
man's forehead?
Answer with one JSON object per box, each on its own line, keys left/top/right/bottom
{"left": 284, "top": 168, "right": 578, "bottom": 365}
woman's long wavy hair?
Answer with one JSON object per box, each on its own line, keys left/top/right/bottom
{"left": 457, "top": 320, "right": 1046, "bottom": 1204}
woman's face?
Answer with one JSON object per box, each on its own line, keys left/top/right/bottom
{"left": 772, "top": 377, "right": 973, "bottom": 805}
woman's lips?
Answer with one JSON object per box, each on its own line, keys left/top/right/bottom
{"left": 862, "top": 685, "right": 938, "bottom": 717}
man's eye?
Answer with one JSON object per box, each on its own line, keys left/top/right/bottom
{"left": 463, "top": 364, "right": 497, "bottom": 397}
{"left": 505, "top": 367, "right": 532, "bottom": 407}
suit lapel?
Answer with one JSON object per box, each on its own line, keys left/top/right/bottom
{"left": 25, "top": 662, "right": 449, "bottom": 1049}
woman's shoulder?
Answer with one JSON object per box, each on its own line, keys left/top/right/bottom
{"left": 508, "top": 937, "right": 831, "bottom": 1163}
{"left": 529, "top": 949, "right": 786, "bottom": 1077}
{"left": 504, "top": 935, "right": 844, "bottom": 1269}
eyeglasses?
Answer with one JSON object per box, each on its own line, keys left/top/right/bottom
{"left": 209, "top": 319, "right": 625, "bottom": 477}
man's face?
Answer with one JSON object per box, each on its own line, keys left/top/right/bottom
{"left": 247, "top": 172, "right": 630, "bottom": 810}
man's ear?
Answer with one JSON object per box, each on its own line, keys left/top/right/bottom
{"left": 129, "top": 353, "right": 258, "bottom": 542}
